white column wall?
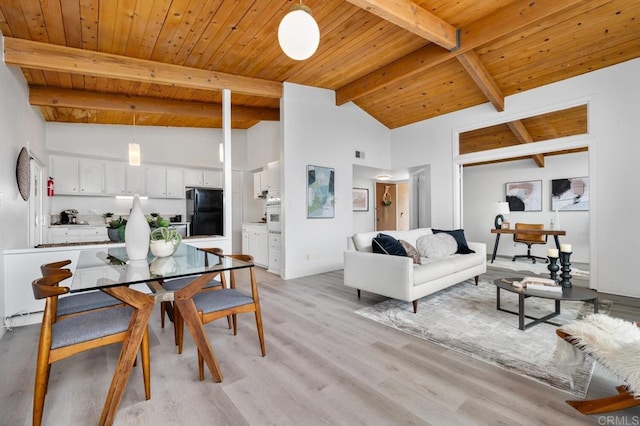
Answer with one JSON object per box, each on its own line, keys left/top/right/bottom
{"left": 281, "top": 83, "right": 391, "bottom": 279}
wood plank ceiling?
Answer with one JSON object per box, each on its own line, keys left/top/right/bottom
{"left": 0, "top": 0, "right": 638, "bottom": 158}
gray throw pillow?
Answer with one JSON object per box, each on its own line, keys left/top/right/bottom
{"left": 416, "top": 233, "right": 457, "bottom": 258}
{"left": 399, "top": 239, "right": 421, "bottom": 265}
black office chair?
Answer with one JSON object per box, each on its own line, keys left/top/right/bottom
{"left": 512, "top": 223, "right": 548, "bottom": 264}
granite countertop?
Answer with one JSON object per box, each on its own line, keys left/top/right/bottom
{"left": 35, "top": 234, "right": 217, "bottom": 249}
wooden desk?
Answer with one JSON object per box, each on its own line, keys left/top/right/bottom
{"left": 490, "top": 228, "right": 566, "bottom": 263}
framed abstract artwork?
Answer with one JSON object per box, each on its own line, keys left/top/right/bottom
{"left": 551, "top": 177, "right": 589, "bottom": 211}
{"left": 352, "top": 188, "right": 369, "bottom": 212}
{"left": 505, "top": 180, "right": 542, "bottom": 211}
{"left": 307, "top": 165, "right": 335, "bottom": 218}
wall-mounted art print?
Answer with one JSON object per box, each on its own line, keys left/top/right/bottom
{"left": 505, "top": 180, "right": 542, "bottom": 211}
{"left": 352, "top": 188, "right": 369, "bottom": 212}
{"left": 307, "top": 165, "right": 335, "bottom": 218}
{"left": 551, "top": 177, "right": 589, "bottom": 211}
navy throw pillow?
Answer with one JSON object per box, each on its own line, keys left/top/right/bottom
{"left": 432, "top": 229, "right": 475, "bottom": 254}
{"left": 372, "top": 233, "right": 407, "bottom": 257}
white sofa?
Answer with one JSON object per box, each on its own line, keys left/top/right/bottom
{"left": 344, "top": 228, "right": 486, "bottom": 312}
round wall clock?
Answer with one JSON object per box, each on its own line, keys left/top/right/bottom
{"left": 16, "top": 147, "right": 31, "bottom": 201}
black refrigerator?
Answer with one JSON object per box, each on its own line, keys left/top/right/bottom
{"left": 186, "top": 188, "right": 223, "bottom": 236}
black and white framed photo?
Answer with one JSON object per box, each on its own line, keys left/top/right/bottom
{"left": 551, "top": 177, "right": 589, "bottom": 211}
{"left": 352, "top": 188, "right": 369, "bottom": 212}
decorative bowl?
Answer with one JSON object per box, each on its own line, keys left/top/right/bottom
{"left": 149, "top": 239, "right": 178, "bottom": 257}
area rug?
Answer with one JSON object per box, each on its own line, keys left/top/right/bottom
{"left": 355, "top": 279, "right": 611, "bottom": 398}
{"left": 490, "top": 258, "right": 590, "bottom": 278}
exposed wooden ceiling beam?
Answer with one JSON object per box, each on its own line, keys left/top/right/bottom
{"left": 345, "top": 0, "right": 458, "bottom": 50}
{"left": 336, "top": 0, "right": 589, "bottom": 105}
{"left": 28, "top": 87, "right": 280, "bottom": 122}
{"left": 3, "top": 36, "right": 283, "bottom": 98}
{"left": 507, "top": 120, "right": 545, "bottom": 167}
{"left": 456, "top": 51, "right": 504, "bottom": 112}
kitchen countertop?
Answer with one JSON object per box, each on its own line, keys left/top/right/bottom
{"left": 48, "top": 222, "right": 191, "bottom": 228}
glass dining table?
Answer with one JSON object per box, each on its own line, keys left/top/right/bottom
{"left": 70, "top": 244, "right": 254, "bottom": 426}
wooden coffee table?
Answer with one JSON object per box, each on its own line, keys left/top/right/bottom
{"left": 494, "top": 278, "right": 599, "bottom": 330}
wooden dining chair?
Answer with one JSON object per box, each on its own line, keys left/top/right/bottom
{"left": 31, "top": 271, "right": 150, "bottom": 426}
{"left": 159, "top": 248, "right": 231, "bottom": 350}
{"left": 40, "top": 260, "right": 123, "bottom": 320}
{"left": 176, "top": 254, "right": 265, "bottom": 381}
{"left": 512, "top": 223, "right": 548, "bottom": 264}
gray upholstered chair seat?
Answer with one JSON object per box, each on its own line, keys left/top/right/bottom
{"left": 57, "top": 291, "right": 121, "bottom": 316}
{"left": 51, "top": 306, "right": 133, "bottom": 350}
{"left": 163, "top": 276, "right": 222, "bottom": 292}
{"left": 193, "top": 289, "right": 253, "bottom": 314}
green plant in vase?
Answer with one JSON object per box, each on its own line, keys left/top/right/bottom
{"left": 107, "top": 216, "right": 127, "bottom": 241}
{"left": 149, "top": 227, "right": 182, "bottom": 257}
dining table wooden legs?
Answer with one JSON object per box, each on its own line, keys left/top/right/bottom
{"left": 173, "top": 272, "right": 224, "bottom": 383}
{"left": 100, "top": 286, "right": 155, "bottom": 426}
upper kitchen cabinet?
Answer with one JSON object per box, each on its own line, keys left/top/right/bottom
{"left": 267, "top": 160, "right": 281, "bottom": 192}
{"left": 141, "top": 166, "right": 185, "bottom": 199}
{"left": 166, "top": 168, "right": 185, "bottom": 198}
{"left": 184, "top": 168, "right": 222, "bottom": 189}
{"left": 50, "top": 156, "right": 104, "bottom": 195}
{"left": 105, "top": 162, "right": 126, "bottom": 195}
{"left": 126, "top": 165, "right": 146, "bottom": 196}
{"left": 253, "top": 170, "right": 268, "bottom": 199}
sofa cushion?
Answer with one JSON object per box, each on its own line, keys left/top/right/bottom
{"left": 447, "top": 252, "right": 485, "bottom": 270}
{"left": 412, "top": 258, "right": 457, "bottom": 284}
{"left": 416, "top": 233, "right": 457, "bottom": 258}
{"left": 372, "top": 233, "right": 407, "bottom": 257}
{"left": 399, "top": 239, "right": 421, "bottom": 265}
{"left": 352, "top": 231, "right": 379, "bottom": 252}
{"left": 432, "top": 229, "right": 475, "bottom": 254}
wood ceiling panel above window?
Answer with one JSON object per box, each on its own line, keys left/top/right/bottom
{"left": 459, "top": 104, "right": 588, "bottom": 155}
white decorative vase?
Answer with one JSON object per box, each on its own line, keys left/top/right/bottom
{"left": 125, "top": 194, "right": 150, "bottom": 260}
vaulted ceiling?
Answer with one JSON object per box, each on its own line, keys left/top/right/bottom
{"left": 0, "top": 0, "right": 638, "bottom": 139}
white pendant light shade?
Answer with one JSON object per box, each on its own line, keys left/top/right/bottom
{"left": 278, "top": 4, "right": 320, "bottom": 61}
{"left": 129, "top": 143, "right": 141, "bottom": 166}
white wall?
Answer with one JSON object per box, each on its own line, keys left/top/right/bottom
{"left": 463, "top": 152, "right": 589, "bottom": 262}
{"left": 281, "top": 83, "right": 391, "bottom": 279}
{"left": 0, "top": 44, "right": 47, "bottom": 335}
{"left": 390, "top": 58, "right": 640, "bottom": 298}
{"left": 352, "top": 176, "right": 375, "bottom": 233}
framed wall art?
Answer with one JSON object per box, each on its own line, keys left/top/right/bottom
{"left": 505, "top": 180, "right": 542, "bottom": 211}
{"left": 307, "top": 165, "right": 335, "bottom": 218}
{"left": 551, "top": 177, "right": 589, "bottom": 211}
{"left": 352, "top": 188, "right": 369, "bottom": 212}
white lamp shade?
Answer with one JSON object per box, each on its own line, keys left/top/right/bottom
{"left": 129, "top": 143, "right": 141, "bottom": 166}
{"left": 493, "top": 201, "right": 510, "bottom": 215}
{"left": 278, "top": 8, "right": 320, "bottom": 61}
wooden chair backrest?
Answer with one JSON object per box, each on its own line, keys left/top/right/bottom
{"left": 40, "top": 260, "right": 71, "bottom": 275}
{"left": 224, "top": 254, "right": 257, "bottom": 295}
{"left": 32, "top": 271, "right": 72, "bottom": 300}
{"left": 514, "top": 223, "right": 546, "bottom": 244}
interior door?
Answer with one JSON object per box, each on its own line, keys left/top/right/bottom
{"left": 376, "top": 182, "right": 396, "bottom": 231}
{"left": 397, "top": 182, "right": 409, "bottom": 230}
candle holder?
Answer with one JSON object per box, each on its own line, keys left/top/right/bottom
{"left": 547, "top": 256, "right": 560, "bottom": 283}
{"left": 559, "top": 251, "right": 572, "bottom": 288}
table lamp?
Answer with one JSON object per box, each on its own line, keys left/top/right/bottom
{"left": 493, "top": 201, "right": 510, "bottom": 229}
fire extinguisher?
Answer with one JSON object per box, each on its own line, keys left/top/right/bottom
{"left": 47, "top": 177, "right": 54, "bottom": 197}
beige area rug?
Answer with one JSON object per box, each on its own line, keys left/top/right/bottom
{"left": 355, "top": 278, "right": 611, "bottom": 398}
{"left": 490, "top": 258, "right": 590, "bottom": 278}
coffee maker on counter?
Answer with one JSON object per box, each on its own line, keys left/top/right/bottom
{"left": 60, "top": 209, "right": 79, "bottom": 224}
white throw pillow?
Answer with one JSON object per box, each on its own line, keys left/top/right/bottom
{"left": 416, "top": 233, "right": 457, "bottom": 258}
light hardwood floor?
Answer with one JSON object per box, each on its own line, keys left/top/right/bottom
{"left": 1, "top": 266, "right": 638, "bottom": 425}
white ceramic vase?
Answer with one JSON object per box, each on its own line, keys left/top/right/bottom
{"left": 125, "top": 194, "right": 150, "bottom": 260}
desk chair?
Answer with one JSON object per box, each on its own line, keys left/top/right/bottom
{"left": 41, "top": 260, "right": 122, "bottom": 320}
{"left": 512, "top": 223, "right": 548, "bottom": 264}
{"left": 159, "top": 248, "right": 232, "bottom": 351}
{"left": 175, "top": 254, "right": 265, "bottom": 381}
{"left": 31, "top": 271, "right": 150, "bottom": 426}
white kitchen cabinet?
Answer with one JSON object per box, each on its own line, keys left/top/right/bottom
{"left": 166, "top": 168, "right": 185, "bottom": 198}
{"left": 268, "top": 231, "right": 281, "bottom": 273}
{"left": 203, "top": 169, "right": 222, "bottom": 188}
{"left": 253, "top": 170, "right": 268, "bottom": 199}
{"left": 146, "top": 166, "right": 167, "bottom": 197}
{"left": 48, "top": 227, "right": 108, "bottom": 244}
{"left": 242, "top": 224, "right": 268, "bottom": 267}
{"left": 78, "top": 159, "right": 105, "bottom": 194}
{"left": 51, "top": 156, "right": 80, "bottom": 194}
{"left": 184, "top": 169, "right": 204, "bottom": 186}
{"left": 267, "top": 160, "right": 281, "bottom": 192}
{"left": 105, "top": 162, "right": 126, "bottom": 195}
{"left": 81, "top": 227, "right": 108, "bottom": 241}
{"left": 126, "top": 165, "right": 146, "bottom": 196}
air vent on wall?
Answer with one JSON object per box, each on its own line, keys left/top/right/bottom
{"left": 355, "top": 150, "right": 365, "bottom": 159}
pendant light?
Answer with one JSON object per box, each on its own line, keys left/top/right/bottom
{"left": 278, "top": 1, "right": 320, "bottom": 61}
{"left": 129, "top": 113, "right": 141, "bottom": 166}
